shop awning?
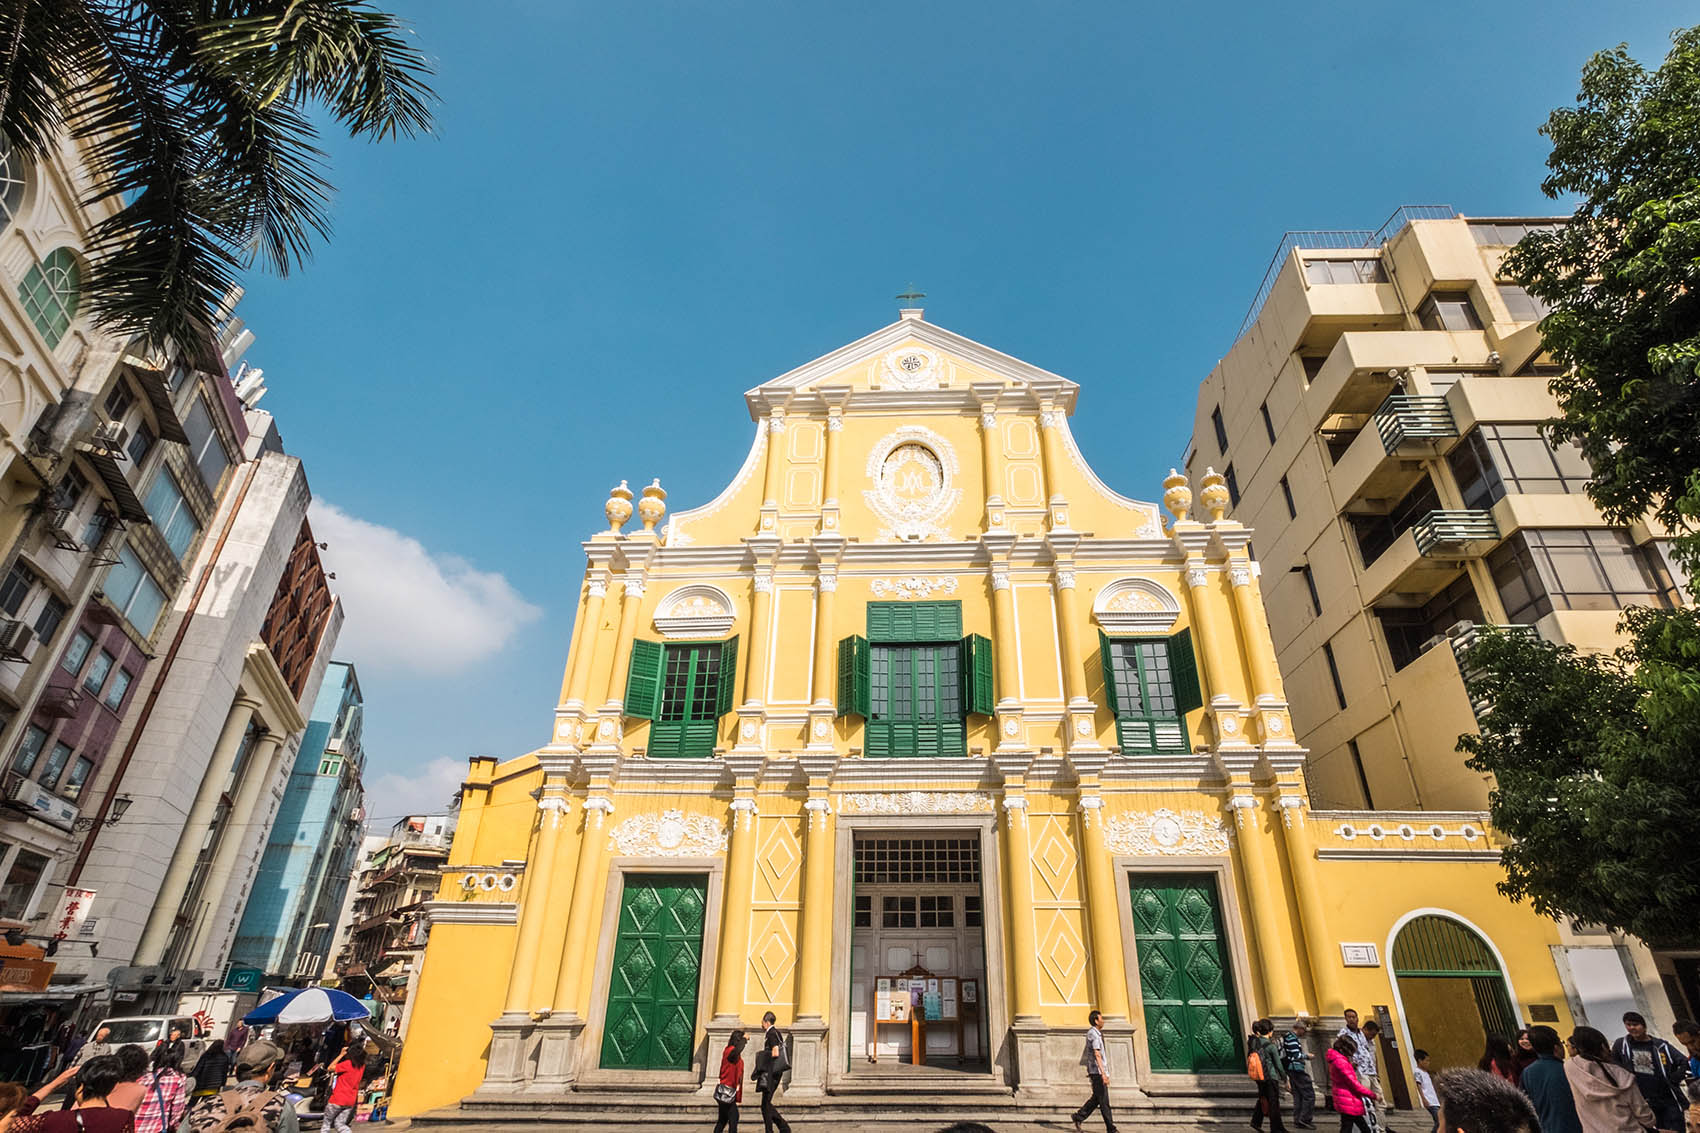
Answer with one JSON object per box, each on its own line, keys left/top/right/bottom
{"left": 0, "top": 983, "right": 101, "bottom": 1003}
{"left": 84, "top": 451, "right": 151, "bottom": 524}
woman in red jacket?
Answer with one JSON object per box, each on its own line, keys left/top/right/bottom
{"left": 713, "top": 1029, "right": 747, "bottom": 1133}
{"left": 1326, "top": 1034, "right": 1379, "bottom": 1133}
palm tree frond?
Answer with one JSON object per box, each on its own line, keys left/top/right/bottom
{"left": 0, "top": 0, "right": 88, "bottom": 159}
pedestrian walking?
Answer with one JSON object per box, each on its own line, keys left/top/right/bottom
{"left": 1519, "top": 1025, "right": 1582, "bottom": 1133}
{"left": 1325, "top": 1034, "right": 1378, "bottom": 1133}
{"left": 150, "top": 1029, "right": 186, "bottom": 1077}
{"left": 1337, "top": 1011, "right": 1381, "bottom": 1130}
{"left": 1280, "top": 1016, "right": 1317, "bottom": 1130}
{"left": 751, "top": 1012, "right": 789, "bottom": 1133}
{"left": 7, "top": 1055, "right": 134, "bottom": 1133}
{"left": 1411, "top": 1049, "right": 1439, "bottom": 1133}
{"left": 185, "top": 1040, "right": 298, "bottom": 1133}
{"left": 1565, "top": 1026, "right": 1663, "bottom": 1133}
{"left": 1611, "top": 1011, "right": 1689, "bottom": 1133}
{"left": 133, "top": 1061, "right": 188, "bottom": 1133}
{"left": 1070, "top": 1010, "right": 1116, "bottom": 1133}
{"left": 1479, "top": 1035, "right": 1518, "bottom": 1084}
{"left": 1248, "top": 1018, "right": 1288, "bottom": 1133}
{"left": 322, "top": 1045, "right": 364, "bottom": 1133}
{"left": 187, "top": 1042, "right": 231, "bottom": 1108}
{"left": 713, "top": 1029, "right": 746, "bottom": 1133}
{"left": 1433, "top": 1067, "right": 1539, "bottom": 1133}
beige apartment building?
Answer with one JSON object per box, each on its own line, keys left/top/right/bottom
{"left": 1186, "top": 208, "right": 1696, "bottom": 1021}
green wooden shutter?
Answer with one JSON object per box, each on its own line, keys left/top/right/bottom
{"left": 715, "top": 636, "right": 739, "bottom": 717}
{"left": 959, "top": 634, "right": 994, "bottom": 716}
{"left": 836, "top": 635, "right": 870, "bottom": 718}
{"left": 1168, "top": 628, "right": 1204, "bottom": 715}
{"left": 867, "top": 601, "right": 961, "bottom": 642}
{"left": 1098, "top": 630, "right": 1121, "bottom": 716}
{"left": 624, "top": 639, "right": 664, "bottom": 720}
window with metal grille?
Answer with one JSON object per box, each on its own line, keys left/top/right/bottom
{"left": 853, "top": 838, "right": 981, "bottom": 885}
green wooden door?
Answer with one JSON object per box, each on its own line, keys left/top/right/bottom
{"left": 599, "top": 875, "right": 708, "bottom": 1070}
{"left": 1129, "top": 874, "right": 1242, "bottom": 1072}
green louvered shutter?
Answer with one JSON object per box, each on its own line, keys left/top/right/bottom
{"left": 1098, "top": 630, "right": 1122, "bottom": 716}
{"left": 715, "top": 636, "right": 739, "bottom": 718}
{"left": 959, "top": 634, "right": 994, "bottom": 716}
{"left": 624, "top": 639, "right": 664, "bottom": 720}
{"left": 867, "top": 601, "right": 961, "bottom": 642}
{"left": 1168, "top": 628, "right": 1204, "bottom": 715}
{"left": 836, "top": 635, "right": 870, "bottom": 718}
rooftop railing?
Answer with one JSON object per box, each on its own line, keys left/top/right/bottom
{"left": 1374, "top": 395, "right": 1458, "bottom": 452}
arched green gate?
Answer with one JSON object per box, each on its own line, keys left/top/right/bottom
{"left": 1392, "top": 915, "right": 1518, "bottom": 1040}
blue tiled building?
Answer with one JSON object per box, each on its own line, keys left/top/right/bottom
{"left": 230, "top": 661, "right": 365, "bottom": 981}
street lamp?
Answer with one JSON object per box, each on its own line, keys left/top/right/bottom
{"left": 73, "top": 795, "right": 134, "bottom": 832}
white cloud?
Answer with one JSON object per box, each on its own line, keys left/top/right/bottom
{"left": 309, "top": 500, "right": 543, "bottom": 676}
{"left": 366, "top": 755, "right": 466, "bottom": 827}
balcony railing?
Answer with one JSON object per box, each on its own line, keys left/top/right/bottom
{"left": 1412, "top": 510, "right": 1499, "bottom": 555}
{"left": 1449, "top": 623, "right": 1540, "bottom": 718}
{"left": 1374, "top": 395, "right": 1458, "bottom": 453}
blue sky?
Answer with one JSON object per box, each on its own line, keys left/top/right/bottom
{"left": 234, "top": 0, "right": 1695, "bottom": 824}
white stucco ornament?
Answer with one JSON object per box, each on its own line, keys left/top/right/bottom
{"left": 653, "top": 584, "right": 736, "bottom": 638}
{"left": 843, "top": 792, "right": 994, "bottom": 815}
{"left": 864, "top": 426, "right": 961, "bottom": 541}
{"left": 1103, "top": 808, "right": 1232, "bottom": 856}
{"left": 870, "top": 576, "right": 959, "bottom": 599}
{"left": 1093, "top": 577, "right": 1181, "bottom": 633}
{"left": 881, "top": 347, "right": 942, "bottom": 390}
{"left": 608, "top": 808, "right": 729, "bottom": 857}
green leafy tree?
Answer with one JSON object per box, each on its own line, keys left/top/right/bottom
{"left": 0, "top": 1, "right": 434, "bottom": 367}
{"left": 1501, "top": 26, "right": 1700, "bottom": 585}
{"left": 1457, "top": 612, "right": 1700, "bottom": 948}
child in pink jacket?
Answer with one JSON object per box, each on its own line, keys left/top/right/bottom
{"left": 1326, "top": 1033, "right": 1379, "bottom": 1133}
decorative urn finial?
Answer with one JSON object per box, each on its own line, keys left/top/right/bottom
{"left": 1199, "top": 467, "right": 1230, "bottom": 521}
{"left": 638, "top": 478, "right": 668, "bottom": 531}
{"left": 1162, "top": 469, "right": 1193, "bottom": 522}
{"left": 604, "top": 480, "right": 634, "bottom": 533}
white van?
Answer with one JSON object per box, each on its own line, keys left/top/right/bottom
{"left": 78, "top": 1015, "right": 207, "bottom": 1071}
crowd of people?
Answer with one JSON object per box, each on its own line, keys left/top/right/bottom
{"left": 1235, "top": 1007, "right": 1700, "bottom": 1133}
{"left": 0, "top": 1019, "right": 382, "bottom": 1133}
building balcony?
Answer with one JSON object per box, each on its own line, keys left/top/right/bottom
{"left": 1332, "top": 396, "right": 1460, "bottom": 511}
{"left": 1359, "top": 511, "right": 1499, "bottom": 605}
{"left": 1374, "top": 395, "right": 1458, "bottom": 452}
{"left": 1310, "top": 330, "right": 1496, "bottom": 419}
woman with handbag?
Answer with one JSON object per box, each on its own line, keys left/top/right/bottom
{"left": 751, "top": 1012, "right": 791, "bottom": 1133}
{"left": 713, "top": 1030, "right": 746, "bottom": 1133}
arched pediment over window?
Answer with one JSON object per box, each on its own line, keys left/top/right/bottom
{"left": 1092, "top": 577, "right": 1181, "bottom": 634}
{"left": 652, "top": 584, "right": 736, "bottom": 639}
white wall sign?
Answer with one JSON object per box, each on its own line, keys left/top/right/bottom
{"left": 1340, "top": 942, "right": 1380, "bottom": 967}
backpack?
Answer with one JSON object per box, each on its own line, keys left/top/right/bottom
{"left": 1248, "top": 1047, "right": 1265, "bottom": 1081}
{"left": 201, "top": 1088, "right": 278, "bottom": 1133}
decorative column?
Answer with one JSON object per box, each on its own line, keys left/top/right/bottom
{"left": 1037, "top": 403, "right": 1074, "bottom": 533}
{"left": 182, "top": 730, "right": 287, "bottom": 964}
{"left": 1000, "top": 784, "right": 1048, "bottom": 1087}
{"left": 1227, "top": 559, "right": 1296, "bottom": 749}
{"left": 534, "top": 792, "right": 614, "bottom": 1088}
{"left": 988, "top": 560, "right": 1024, "bottom": 750}
{"left": 711, "top": 782, "right": 762, "bottom": 1021}
{"left": 734, "top": 569, "right": 775, "bottom": 752}
{"left": 1228, "top": 794, "right": 1300, "bottom": 1016}
{"left": 554, "top": 572, "right": 608, "bottom": 748}
{"left": 820, "top": 406, "right": 844, "bottom": 536}
{"left": 1188, "top": 469, "right": 1249, "bottom": 749}
{"left": 806, "top": 565, "right": 838, "bottom": 750}
{"left": 1051, "top": 563, "right": 1104, "bottom": 752}
{"left": 974, "top": 391, "right": 1008, "bottom": 531}
{"left": 1277, "top": 794, "right": 1344, "bottom": 1016}
{"left": 788, "top": 785, "right": 835, "bottom": 1097}
{"left": 134, "top": 697, "right": 259, "bottom": 965}
{"left": 1075, "top": 776, "right": 1137, "bottom": 1089}
{"left": 587, "top": 574, "right": 645, "bottom": 752}
{"left": 758, "top": 407, "right": 785, "bottom": 536}
{"left": 484, "top": 780, "right": 573, "bottom": 1091}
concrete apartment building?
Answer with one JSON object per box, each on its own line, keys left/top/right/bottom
{"left": 1185, "top": 206, "right": 1695, "bottom": 1022}
{"left": 338, "top": 815, "right": 451, "bottom": 1035}
{"left": 231, "top": 660, "right": 367, "bottom": 984}
{"left": 55, "top": 367, "right": 343, "bottom": 1010}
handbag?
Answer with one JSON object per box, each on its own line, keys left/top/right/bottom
{"left": 713, "top": 1083, "right": 736, "bottom": 1104}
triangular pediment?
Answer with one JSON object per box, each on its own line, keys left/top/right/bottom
{"left": 743, "top": 313, "right": 1078, "bottom": 418}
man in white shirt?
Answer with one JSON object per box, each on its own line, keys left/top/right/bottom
{"left": 1338, "top": 1011, "right": 1382, "bottom": 1133}
{"left": 1411, "top": 1049, "right": 1440, "bottom": 1133}
{"left": 1072, "top": 1010, "right": 1117, "bottom": 1133}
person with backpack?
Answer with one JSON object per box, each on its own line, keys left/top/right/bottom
{"left": 187, "top": 1043, "right": 231, "bottom": 1108}
{"left": 132, "top": 1055, "right": 187, "bottom": 1133}
{"left": 185, "top": 1041, "right": 297, "bottom": 1133}
{"left": 751, "top": 1013, "right": 789, "bottom": 1133}
{"left": 712, "top": 1029, "right": 745, "bottom": 1133}
{"left": 1248, "top": 1018, "right": 1289, "bottom": 1133}
{"left": 1611, "top": 1011, "right": 1689, "bottom": 1133}
{"left": 1281, "top": 1016, "right": 1317, "bottom": 1130}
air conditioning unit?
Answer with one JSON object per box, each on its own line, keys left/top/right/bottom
{"left": 0, "top": 619, "right": 34, "bottom": 661}
{"left": 1420, "top": 634, "right": 1450, "bottom": 654}
{"left": 1445, "top": 619, "right": 1477, "bottom": 638}
{"left": 92, "top": 422, "right": 129, "bottom": 457}
{"left": 325, "top": 737, "right": 344, "bottom": 755}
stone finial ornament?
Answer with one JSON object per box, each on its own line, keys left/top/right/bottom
{"left": 605, "top": 480, "right": 634, "bottom": 533}
{"left": 638, "top": 479, "right": 668, "bottom": 531}
{"left": 1162, "top": 469, "right": 1193, "bottom": 522}
{"left": 1199, "top": 467, "right": 1230, "bottom": 521}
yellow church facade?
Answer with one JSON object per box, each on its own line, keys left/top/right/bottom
{"left": 394, "top": 312, "right": 1585, "bottom": 1117}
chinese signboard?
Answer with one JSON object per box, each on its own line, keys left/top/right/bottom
{"left": 51, "top": 888, "right": 95, "bottom": 941}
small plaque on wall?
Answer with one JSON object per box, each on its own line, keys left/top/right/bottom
{"left": 1528, "top": 1004, "right": 1560, "bottom": 1022}
{"left": 1340, "top": 942, "right": 1380, "bottom": 967}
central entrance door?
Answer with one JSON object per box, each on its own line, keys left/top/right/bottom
{"left": 1129, "top": 873, "right": 1242, "bottom": 1073}
{"left": 848, "top": 834, "right": 989, "bottom": 1070}
{"left": 599, "top": 874, "right": 708, "bottom": 1070}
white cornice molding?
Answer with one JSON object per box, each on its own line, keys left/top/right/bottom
{"left": 421, "top": 900, "right": 517, "bottom": 927}
{"left": 743, "top": 318, "right": 1079, "bottom": 419}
